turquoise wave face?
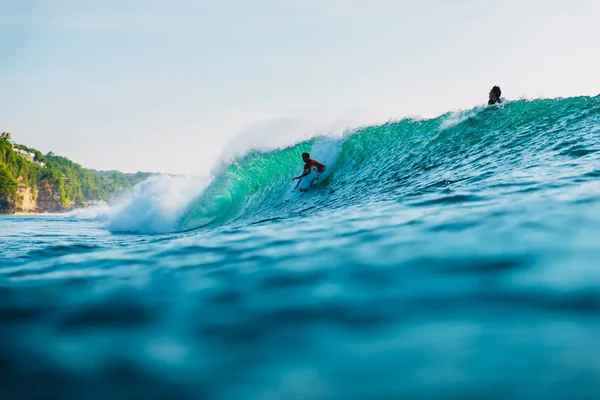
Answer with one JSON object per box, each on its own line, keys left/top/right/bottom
{"left": 178, "top": 96, "right": 600, "bottom": 232}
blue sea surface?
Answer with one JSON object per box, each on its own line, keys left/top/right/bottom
{"left": 1, "top": 97, "right": 600, "bottom": 399}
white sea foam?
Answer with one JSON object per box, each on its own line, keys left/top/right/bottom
{"left": 92, "top": 175, "right": 208, "bottom": 234}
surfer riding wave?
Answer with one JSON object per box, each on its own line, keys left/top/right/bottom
{"left": 292, "top": 152, "right": 326, "bottom": 192}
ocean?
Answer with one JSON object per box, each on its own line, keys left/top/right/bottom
{"left": 1, "top": 96, "right": 600, "bottom": 400}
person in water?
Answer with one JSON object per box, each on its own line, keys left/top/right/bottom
{"left": 488, "top": 86, "right": 503, "bottom": 105}
{"left": 292, "top": 152, "right": 326, "bottom": 191}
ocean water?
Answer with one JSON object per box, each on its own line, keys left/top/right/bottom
{"left": 2, "top": 96, "right": 600, "bottom": 400}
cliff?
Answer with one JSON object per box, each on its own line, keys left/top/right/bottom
{"left": 36, "top": 178, "right": 75, "bottom": 213}
{"left": 15, "top": 177, "right": 37, "bottom": 213}
{"left": 1, "top": 133, "right": 155, "bottom": 214}
{"left": 0, "top": 177, "right": 72, "bottom": 214}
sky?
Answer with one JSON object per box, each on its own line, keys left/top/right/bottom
{"left": 1, "top": 0, "right": 599, "bottom": 175}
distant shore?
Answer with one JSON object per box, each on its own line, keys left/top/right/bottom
{"left": 3, "top": 203, "right": 105, "bottom": 216}
{"left": 11, "top": 211, "right": 66, "bottom": 215}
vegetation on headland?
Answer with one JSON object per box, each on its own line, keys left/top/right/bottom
{"left": 0, "top": 132, "right": 155, "bottom": 207}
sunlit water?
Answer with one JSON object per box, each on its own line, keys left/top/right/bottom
{"left": 1, "top": 96, "right": 600, "bottom": 399}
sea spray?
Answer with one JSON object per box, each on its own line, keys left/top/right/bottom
{"left": 105, "top": 175, "right": 206, "bottom": 233}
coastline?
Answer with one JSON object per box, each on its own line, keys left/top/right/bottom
{"left": 3, "top": 203, "right": 105, "bottom": 216}
{"left": 10, "top": 211, "right": 68, "bottom": 216}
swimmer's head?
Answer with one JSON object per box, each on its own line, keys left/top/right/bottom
{"left": 489, "top": 86, "right": 502, "bottom": 102}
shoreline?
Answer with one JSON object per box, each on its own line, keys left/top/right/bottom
{"left": 2, "top": 204, "right": 108, "bottom": 216}
{"left": 1, "top": 211, "right": 68, "bottom": 216}
{"left": 14, "top": 211, "right": 67, "bottom": 215}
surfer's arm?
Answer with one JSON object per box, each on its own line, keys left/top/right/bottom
{"left": 292, "top": 170, "right": 311, "bottom": 181}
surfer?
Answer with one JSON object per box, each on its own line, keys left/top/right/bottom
{"left": 292, "top": 152, "right": 326, "bottom": 191}
{"left": 488, "top": 86, "right": 504, "bottom": 105}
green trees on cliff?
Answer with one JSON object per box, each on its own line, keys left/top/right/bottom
{"left": 0, "top": 164, "right": 18, "bottom": 196}
{"left": 0, "top": 134, "right": 154, "bottom": 207}
{"left": 0, "top": 137, "right": 42, "bottom": 190}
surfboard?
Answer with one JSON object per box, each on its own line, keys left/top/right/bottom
{"left": 285, "top": 167, "right": 320, "bottom": 202}
{"left": 284, "top": 188, "right": 304, "bottom": 202}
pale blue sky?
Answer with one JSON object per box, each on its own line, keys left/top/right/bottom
{"left": 2, "top": 0, "right": 599, "bottom": 174}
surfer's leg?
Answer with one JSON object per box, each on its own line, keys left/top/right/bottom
{"left": 309, "top": 172, "right": 321, "bottom": 188}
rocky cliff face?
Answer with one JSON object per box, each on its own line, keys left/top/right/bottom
{"left": 36, "top": 179, "right": 74, "bottom": 213}
{"left": 0, "top": 195, "right": 13, "bottom": 213}
{"left": 14, "top": 178, "right": 37, "bottom": 213}
{"left": 0, "top": 178, "right": 72, "bottom": 214}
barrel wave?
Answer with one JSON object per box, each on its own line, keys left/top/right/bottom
{"left": 179, "top": 96, "right": 600, "bottom": 232}
{"left": 2, "top": 95, "right": 600, "bottom": 400}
